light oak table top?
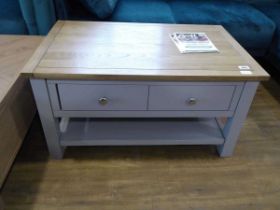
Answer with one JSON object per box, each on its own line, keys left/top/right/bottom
{"left": 23, "top": 21, "right": 269, "bottom": 81}
{"left": 0, "top": 35, "right": 42, "bottom": 105}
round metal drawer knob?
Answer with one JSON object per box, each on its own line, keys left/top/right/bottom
{"left": 98, "top": 97, "right": 108, "bottom": 105}
{"left": 187, "top": 97, "right": 197, "bottom": 105}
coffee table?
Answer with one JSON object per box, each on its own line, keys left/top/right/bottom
{"left": 23, "top": 21, "right": 269, "bottom": 159}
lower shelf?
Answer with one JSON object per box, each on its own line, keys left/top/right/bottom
{"left": 60, "top": 118, "right": 225, "bottom": 146}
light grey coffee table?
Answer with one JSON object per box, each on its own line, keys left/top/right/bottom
{"left": 23, "top": 21, "right": 269, "bottom": 159}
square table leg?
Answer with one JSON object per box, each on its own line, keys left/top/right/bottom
{"left": 217, "top": 82, "right": 259, "bottom": 157}
{"left": 30, "top": 79, "right": 65, "bottom": 159}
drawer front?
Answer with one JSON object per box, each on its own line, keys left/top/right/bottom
{"left": 148, "top": 85, "right": 236, "bottom": 111}
{"left": 58, "top": 84, "right": 148, "bottom": 110}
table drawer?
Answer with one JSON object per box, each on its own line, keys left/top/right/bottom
{"left": 57, "top": 84, "right": 148, "bottom": 111}
{"left": 148, "top": 85, "right": 236, "bottom": 111}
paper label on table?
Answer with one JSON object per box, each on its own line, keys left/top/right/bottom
{"left": 238, "top": 65, "right": 250, "bottom": 70}
{"left": 240, "top": 70, "right": 253, "bottom": 75}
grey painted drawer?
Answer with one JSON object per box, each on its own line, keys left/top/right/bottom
{"left": 58, "top": 84, "right": 148, "bottom": 110}
{"left": 148, "top": 85, "right": 236, "bottom": 111}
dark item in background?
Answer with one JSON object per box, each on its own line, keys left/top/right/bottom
{"left": 80, "top": 0, "right": 119, "bottom": 19}
{"left": 0, "top": 0, "right": 56, "bottom": 35}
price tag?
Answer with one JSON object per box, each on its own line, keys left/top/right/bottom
{"left": 240, "top": 70, "right": 253, "bottom": 75}
{"left": 238, "top": 65, "right": 250, "bottom": 70}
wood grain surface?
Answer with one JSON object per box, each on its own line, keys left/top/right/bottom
{"left": 0, "top": 77, "right": 36, "bottom": 189}
{"left": 1, "top": 79, "right": 280, "bottom": 209}
{"left": 24, "top": 21, "right": 269, "bottom": 81}
{"left": 0, "top": 36, "right": 42, "bottom": 104}
{"left": 21, "top": 21, "right": 64, "bottom": 75}
{"left": 0, "top": 36, "right": 42, "bottom": 188}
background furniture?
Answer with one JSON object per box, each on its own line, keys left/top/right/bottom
{"left": 0, "top": 36, "right": 42, "bottom": 189}
{"left": 0, "top": 0, "right": 56, "bottom": 35}
{"left": 252, "top": 2, "right": 280, "bottom": 69}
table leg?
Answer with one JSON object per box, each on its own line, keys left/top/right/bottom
{"left": 30, "top": 79, "right": 64, "bottom": 159}
{"left": 217, "top": 82, "right": 259, "bottom": 157}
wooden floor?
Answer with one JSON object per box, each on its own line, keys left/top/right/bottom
{"left": 1, "top": 79, "right": 280, "bottom": 210}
